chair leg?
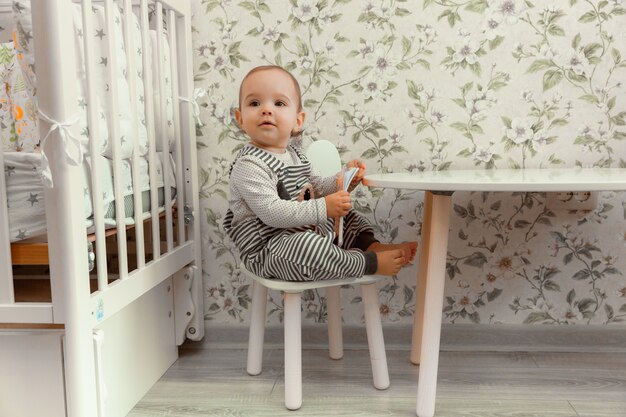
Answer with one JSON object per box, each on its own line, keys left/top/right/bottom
{"left": 326, "top": 286, "right": 343, "bottom": 360}
{"left": 283, "top": 291, "right": 302, "bottom": 410}
{"left": 361, "top": 283, "right": 390, "bottom": 390}
{"left": 247, "top": 280, "right": 268, "bottom": 376}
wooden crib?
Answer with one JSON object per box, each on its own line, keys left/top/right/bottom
{"left": 0, "top": 1, "right": 203, "bottom": 416}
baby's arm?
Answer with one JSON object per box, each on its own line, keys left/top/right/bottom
{"left": 324, "top": 190, "right": 351, "bottom": 217}
{"left": 309, "top": 159, "right": 366, "bottom": 196}
{"left": 307, "top": 168, "right": 352, "bottom": 217}
{"left": 232, "top": 157, "right": 327, "bottom": 228}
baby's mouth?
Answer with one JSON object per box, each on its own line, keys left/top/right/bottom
{"left": 259, "top": 121, "right": 275, "bottom": 127}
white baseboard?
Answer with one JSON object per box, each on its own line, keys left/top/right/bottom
{"left": 190, "top": 323, "right": 626, "bottom": 353}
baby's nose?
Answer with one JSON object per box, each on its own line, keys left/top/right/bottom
{"left": 261, "top": 108, "right": 272, "bottom": 115}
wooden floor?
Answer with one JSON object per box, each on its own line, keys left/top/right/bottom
{"left": 129, "top": 326, "right": 626, "bottom": 417}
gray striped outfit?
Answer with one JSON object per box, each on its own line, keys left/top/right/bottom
{"left": 223, "top": 144, "right": 378, "bottom": 281}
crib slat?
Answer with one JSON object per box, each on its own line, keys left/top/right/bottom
{"left": 82, "top": 0, "right": 109, "bottom": 290}
{"left": 140, "top": 0, "right": 161, "bottom": 259}
{"left": 155, "top": 3, "right": 174, "bottom": 252}
{"left": 167, "top": 10, "right": 186, "bottom": 246}
{"left": 104, "top": 0, "right": 129, "bottom": 278}
{"left": 0, "top": 148, "right": 15, "bottom": 303}
{"left": 122, "top": 0, "right": 146, "bottom": 269}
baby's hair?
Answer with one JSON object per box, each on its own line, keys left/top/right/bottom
{"left": 238, "top": 65, "right": 303, "bottom": 112}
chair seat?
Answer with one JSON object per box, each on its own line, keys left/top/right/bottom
{"left": 240, "top": 265, "right": 382, "bottom": 293}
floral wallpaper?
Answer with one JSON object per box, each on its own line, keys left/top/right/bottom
{"left": 192, "top": 0, "right": 626, "bottom": 326}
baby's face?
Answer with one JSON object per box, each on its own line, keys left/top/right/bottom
{"left": 235, "top": 68, "right": 305, "bottom": 152}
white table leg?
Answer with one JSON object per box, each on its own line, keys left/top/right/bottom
{"left": 416, "top": 192, "right": 451, "bottom": 417}
{"left": 411, "top": 191, "right": 433, "bottom": 365}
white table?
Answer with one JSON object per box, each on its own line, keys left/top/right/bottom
{"left": 363, "top": 168, "right": 626, "bottom": 417}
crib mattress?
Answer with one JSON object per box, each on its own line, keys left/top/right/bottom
{"left": 4, "top": 151, "right": 176, "bottom": 242}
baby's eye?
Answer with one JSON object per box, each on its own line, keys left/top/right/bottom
{"left": 249, "top": 100, "right": 260, "bottom": 106}
{"left": 275, "top": 101, "right": 286, "bottom": 107}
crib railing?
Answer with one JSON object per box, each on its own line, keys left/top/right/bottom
{"left": 0, "top": 0, "right": 200, "bottom": 322}
{"left": 0, "top": 0, "right": 201, "bottom": 323}
{"left": 1, "top": 0, "right": 201, "bottom": 415}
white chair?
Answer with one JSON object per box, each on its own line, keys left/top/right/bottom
{"left": 243, "top": 140, "right": 389, "bottom": 410}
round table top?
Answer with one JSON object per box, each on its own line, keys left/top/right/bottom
{"left": 364, "top": 168, "right": 626, "bottom": 192}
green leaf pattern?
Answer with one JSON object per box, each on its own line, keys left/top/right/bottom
{"left": 193, "top": 0, "right": 626, "bottom": 325}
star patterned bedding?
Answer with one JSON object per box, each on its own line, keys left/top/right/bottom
{"left": 1, "top": 1, "right": 178, "bottom": 242}
{"left": 4, "top": 151, "right": 176, "bottom": 242}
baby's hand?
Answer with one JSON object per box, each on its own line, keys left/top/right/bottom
{"left": 346, "top": 159, "right": 366, "bottom": 186}
{"left": 324, "top": 191, "right": 351, "bottom": 218}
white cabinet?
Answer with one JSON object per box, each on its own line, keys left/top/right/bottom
{"left": 0, "top": 331, "right": 67, "bottom": 417}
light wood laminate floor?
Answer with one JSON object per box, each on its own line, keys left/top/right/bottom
{"left": 129, "top": 326, "right": 626, "bottom": 417}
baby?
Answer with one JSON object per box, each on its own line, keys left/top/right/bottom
{"left": 223, "top": 65, "right": 416, "bottom": 281}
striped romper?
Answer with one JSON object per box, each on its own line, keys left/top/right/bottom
{"left": 223, "top": 144, "right": 379, "bottom": 282}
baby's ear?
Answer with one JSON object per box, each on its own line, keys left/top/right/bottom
{"left": 295, "top": 110, "right": 306, "bottom": 131}
{"left": 291, "top": 110, "right": 306, "bottom": 137}
{"left": 234, "top": 107, "right": 243, "bottom": 128}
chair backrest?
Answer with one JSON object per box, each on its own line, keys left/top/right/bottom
{"left": 305, "top": 140, "right": 341, "bottom": 176}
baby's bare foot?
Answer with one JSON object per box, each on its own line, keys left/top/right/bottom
{"left": 375, "top": 249, "right": 405, "bottom": 276}
{"left": 368, "top": 242, "right": 418, "bottom": 265}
